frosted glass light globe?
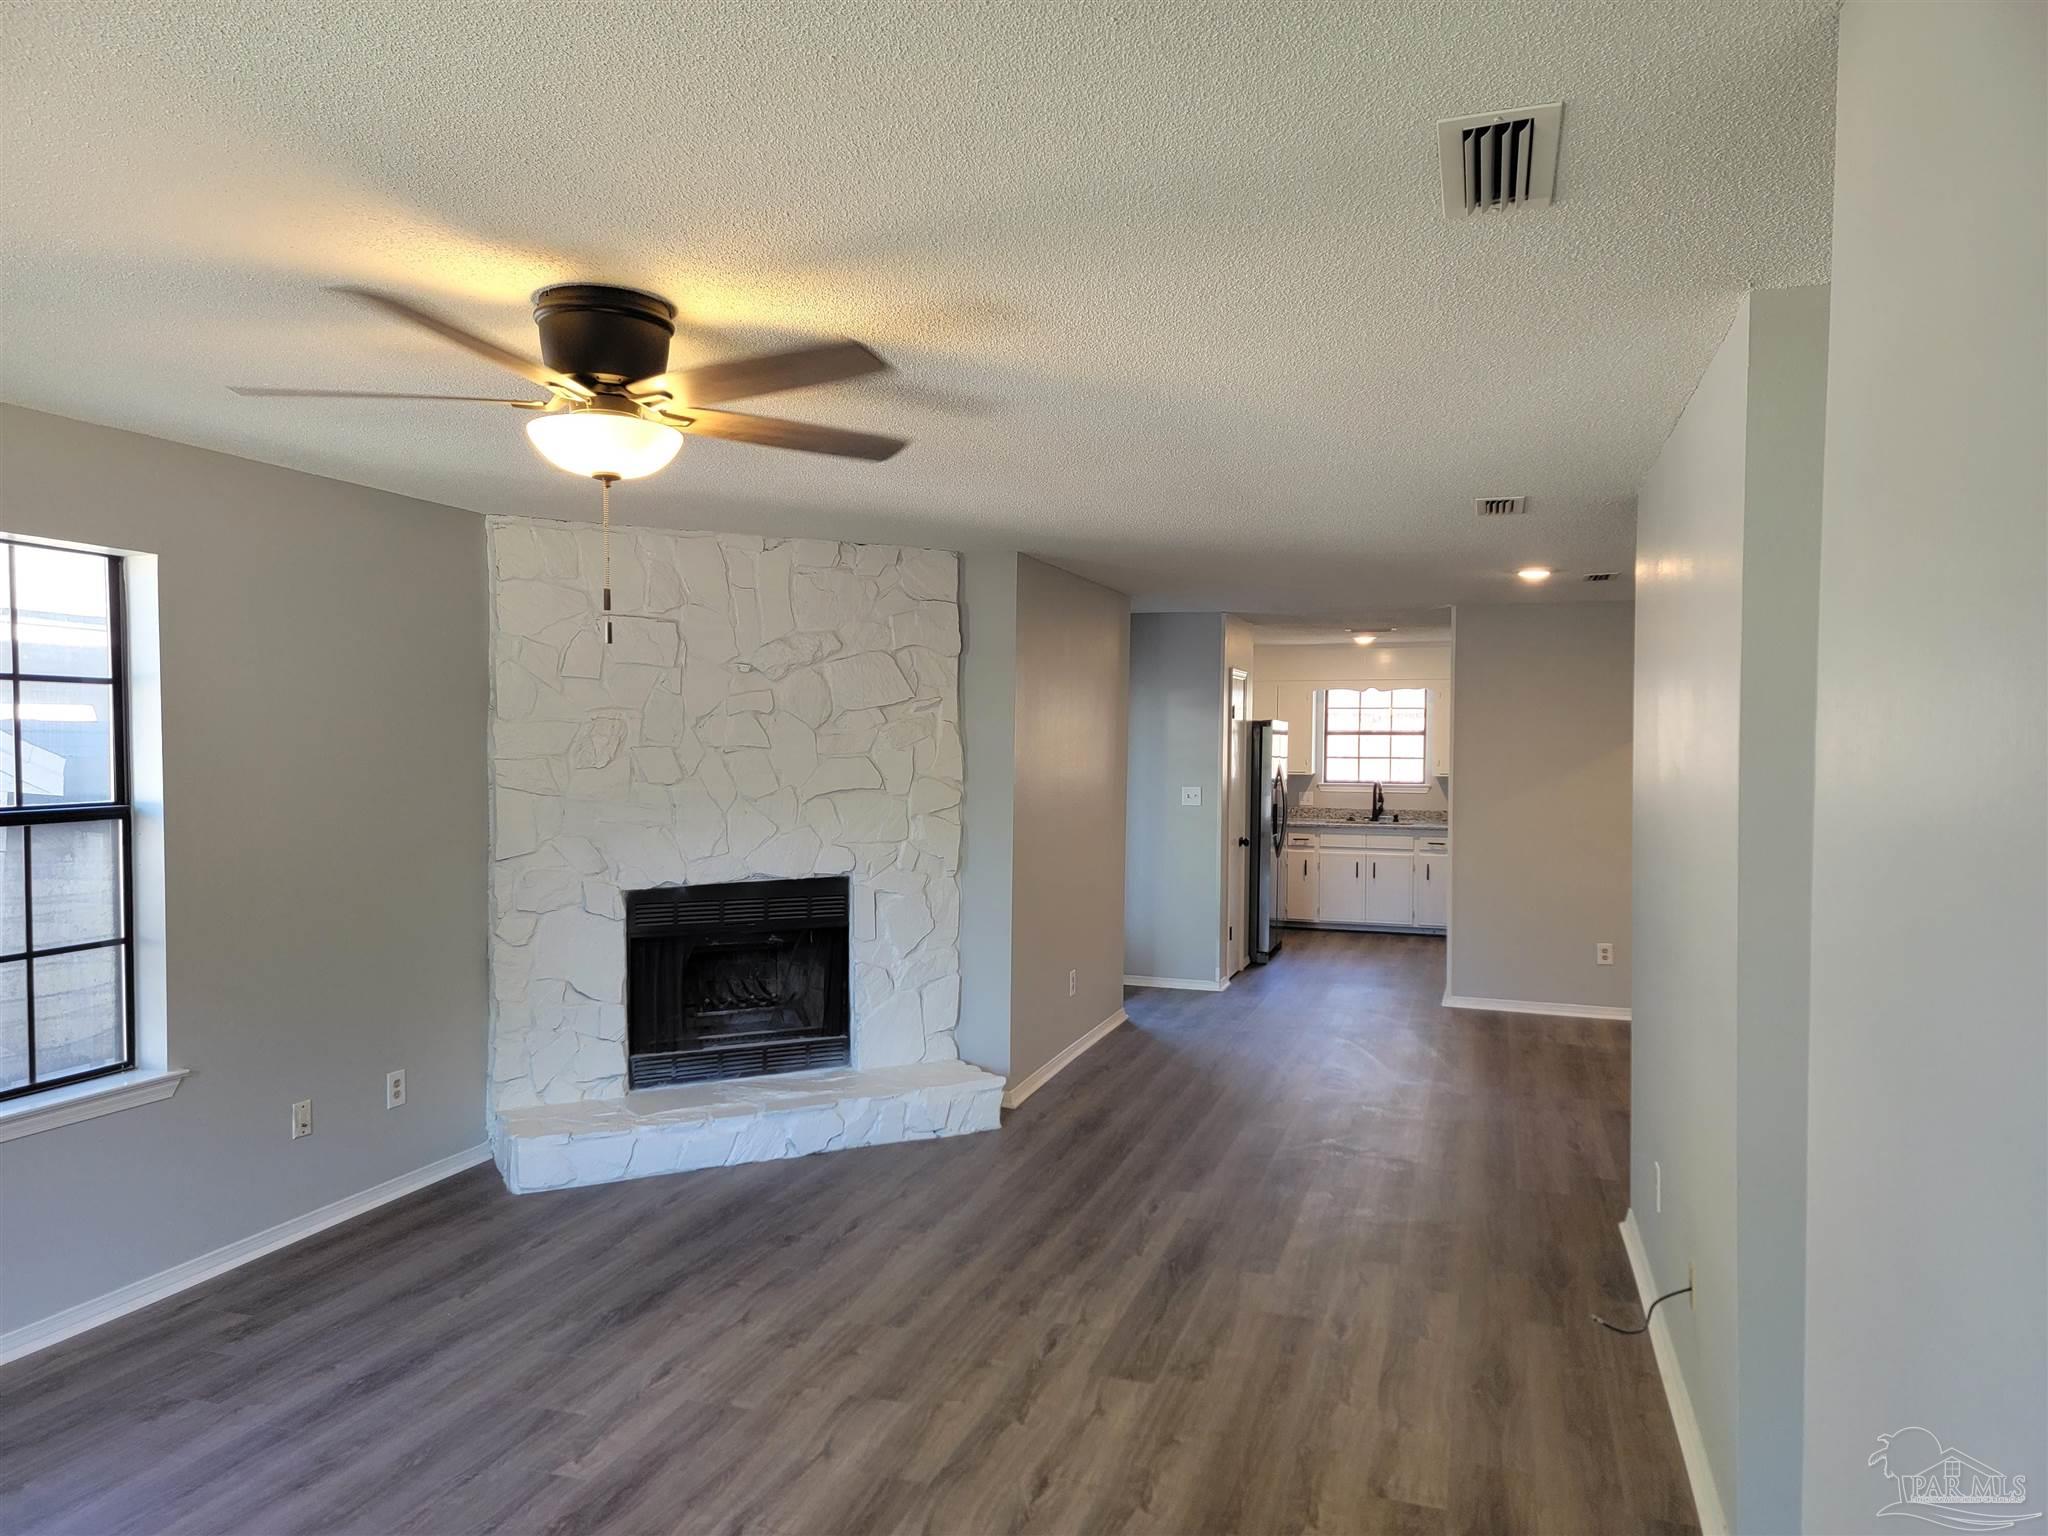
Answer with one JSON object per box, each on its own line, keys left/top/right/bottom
{"left": 526, "top": 410, "right": 682, "bottom": 480}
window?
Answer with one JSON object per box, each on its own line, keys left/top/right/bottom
{"left": 1322, "top": 686, "right": 1428, "bottom": 786}
{"left": 0, "top": 539, "right": 132, "bottom": 1101}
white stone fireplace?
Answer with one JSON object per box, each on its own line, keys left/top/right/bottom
{"left": 483, "top": 516, "right": 1001, "bottom": 1191}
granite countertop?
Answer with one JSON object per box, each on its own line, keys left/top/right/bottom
{"left": 1287, "top": 808, "right": 1448, "bottom": 831}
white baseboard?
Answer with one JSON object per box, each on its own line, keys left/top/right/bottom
{"left": 1619, "top": 1210, "right": 1727, "bottom": 1536}
{"left": 1123, "top": 975, "right": 1227, "bottom": 991}
{"left": 1441, "top": 992, "right": 1631, "bottom": 1021}
{"left": 0, "top": 1142, "right": 492, "bottom": 1364}
{"left": 1002, "top": 1009, "right": 1128, "bottom": 1109}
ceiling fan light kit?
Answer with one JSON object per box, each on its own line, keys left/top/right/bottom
{"left": 525, "top": 404, "right": 683, "bottom": 480}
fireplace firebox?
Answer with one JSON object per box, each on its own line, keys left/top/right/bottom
{"left": 624, "top": 877, "right": 851, "bottom": 1088}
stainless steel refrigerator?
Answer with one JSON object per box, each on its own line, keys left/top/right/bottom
{"left": 1247, "top": 718, "right": 1290, "bottom": 964}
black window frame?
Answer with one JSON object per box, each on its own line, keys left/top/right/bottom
{"left": 0, "top": 537, "right": 135, "bottom": 1101}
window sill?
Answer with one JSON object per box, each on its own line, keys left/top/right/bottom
{"left": 0, "top": 1068, "right": 188, "bottom": 1143}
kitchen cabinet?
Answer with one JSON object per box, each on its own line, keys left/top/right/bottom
{"left": 1414, "top": 854, "right": 1449, "bottom": 928}
{"left": 1317, "top": 847, "right": 1369, "bottom": 923}
{"left": 1364, "top": 852, "right": 1414, "bottom": 925}
{"left": 1274, "top": 682, "right": 1316, "bottom": 774}
{"left": 1282, "top": 844, "right": 1319, "bottom": 922}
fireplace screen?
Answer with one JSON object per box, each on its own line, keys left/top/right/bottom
{"left": 625, "top": 877, "right": 851, "bottom": 1088}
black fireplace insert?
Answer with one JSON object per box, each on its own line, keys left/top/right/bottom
{"left": 624, "top": 876, "right": 851, "bottom": 1088}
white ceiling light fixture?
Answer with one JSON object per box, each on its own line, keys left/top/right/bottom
{"left": 1517, "top": 566, "right": 1554, "bottom": 583}
{"left": 526, "top": 406, "right": 683, "bottom": 481}
{"left": 1352, "top": 633, "right": 1376, "bottom": 645}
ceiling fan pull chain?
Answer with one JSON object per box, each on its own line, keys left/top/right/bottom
{"left": 598, "top": 473, "right": 615, "bottom": 645}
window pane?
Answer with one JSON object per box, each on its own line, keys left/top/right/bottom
{"left": 0, "top": 961, "right": 23, "bottom": 1090}
{"left": 14, "top": 546, "right": 112, "bottom": 679}
{"left": 0, "top": 825, "right": 21, "bottom": 955}
{"left": 1392, "top": 737, "right": 1426, "bottom": 760}
{"left": 1327, "top": 707, "right": 1360, "bottom": 732}
{"left": 1362, "top": 708, "right": 1391, "bottom": 731}
{"left": 33, "top": 945, "right": 124, "bottom": 1079}
{"left": 1392, "top": 709, "right": 1425, "bottom": 732}
{"left": 14, "top": 681, "right": 114, "bottom": 805}
{"left": 1361, "top": 734, "right": 1394, "bottom": 755}
{"left": 1392, "top": 689, "right": 1426, "bottom": 708}
{"left": 31, "top": 819, "right": 122, "bottom": 947}
{"left": 1328, "top": 689, "right": 1358, "bottom": 710}
{"left": 0, "top": 715, "right": 14, "bottom": 809}
{"left": 1325, "top": 758, "right": 1361, "bottom": 782}
{"left": 1388, "top": 761, "right": 1427, "bottom": 783}
{"left": 1357, "top": 757, "right": 1391, "bottom": 781}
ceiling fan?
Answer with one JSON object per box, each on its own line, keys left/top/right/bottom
{"left": 232, "top": 284, "right": 909, "bottom": 482}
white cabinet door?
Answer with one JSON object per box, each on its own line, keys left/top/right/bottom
{"left": 1319, "top": 849, "right": 1369, "bottom": 923}
{"left": 1414, "top": 854, "right": 1449, "bottom": 928}
{"left": 1276, "top": 683, "right": 1316, "bottom": 774}
{"left": 1365, "top": 852, "right": 1414, "bottom": 925}
{"left": 1283, "top": 847, "right": 1319, "bottom": 921}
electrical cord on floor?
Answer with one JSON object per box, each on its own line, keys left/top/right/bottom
{"left": 1592, "top": 1286, "right": 1692, "bottom": 1335}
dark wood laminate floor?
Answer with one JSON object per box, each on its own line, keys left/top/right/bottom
{"left": 1, "top": 930, "right": 1696, "bottom": 1536}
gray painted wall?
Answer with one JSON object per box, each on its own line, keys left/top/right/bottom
{"left": 0, "top": 406, "right": 489, "bottom": 1336}
{"left": 1802, "top": 5, "right": 2046, "bottom": 1528}
{"left": 956, "top": 551, "right": 1018, "bottom": 1075}
{"left": 1447, "top": 603, "right": 1632, "bottom": 1011}
{"left": 1008, "top": 556, "right": 1128, "bottom": 1083}
{"left": 1630, "top": 288, "right": 1832, "bottom": 1530}
{"left": 1124, "top": 612, "right": 1226, "bottom": 985}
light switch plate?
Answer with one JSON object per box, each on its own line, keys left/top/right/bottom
{"left": 1181, "top": 786, "right": 1202, "bottom": 806}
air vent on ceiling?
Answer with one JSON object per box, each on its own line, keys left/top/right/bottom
{"left": 1476, "top": 496, "right": 1526, "bottom": 517}
{"left": 1583, "top": 571, "right": 1619, "bottom": 582}
{"left": 1438, "top": 102, "right": 1562, "bottom": 217}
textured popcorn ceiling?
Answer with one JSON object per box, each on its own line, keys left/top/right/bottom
{"left": 0, "top": 0, "right": 1836, "bottom": 612}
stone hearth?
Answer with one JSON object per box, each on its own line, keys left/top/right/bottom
{"left": 492, "top": 1062, "right": 1002, "bottom": 1193}
{"left": 484, "top": 517, "right": 997, "bottom": 1189}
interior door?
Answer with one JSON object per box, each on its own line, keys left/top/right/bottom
{"left": 1227, "top": 669, "right": 1249, "bottom": 976}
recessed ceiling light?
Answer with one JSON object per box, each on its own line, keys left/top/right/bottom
{"left": 1352, "top": 633, "right": 1376, "bottom": 645}
{"left": 1517, "top": 566, "right": 1553, "bottom": 583}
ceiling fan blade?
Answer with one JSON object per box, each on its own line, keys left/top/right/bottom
{"left": 330, "top": 286, "right": 589, "bottom": 400}
{"left": 634, "top": 340, "right": 888, "bottom": 406}
{"left": 669, "top": 408, "right": 907, "bottom": 461}
{"left": 231, "top": 386, "right": 549, "bottom": 407}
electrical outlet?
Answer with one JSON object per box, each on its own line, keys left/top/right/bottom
{"left": 1596, "top": 942, "right": 1615, "bottom": 966}
{"left": 385, "top": 1069, "right": 406, "bottom": 1109}
{"left": 1180, "top": 785, "right": 1202, "bottom": 806}
{"left": 1067, "top": 969, "right": 1078, "bottom": 997}
{"left": 291, "top": 1099, "right": 312, "bottom": 1139}
{"left": 1654, "top": 1159, "right": 1662, "bottom": 1213}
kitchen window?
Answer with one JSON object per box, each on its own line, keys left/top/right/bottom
{"left": 1322, "top": 687, "right": 1428, "bottom": 786}
{"left": 0, "top": 539, "right": 134, "bottom": 1102}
